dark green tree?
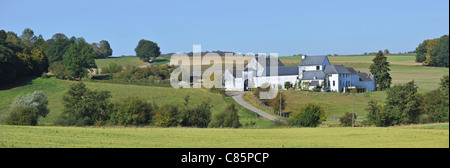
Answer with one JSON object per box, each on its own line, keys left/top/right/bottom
{"left": 429, "top": 35, "right": 449, "bottom": 67}
{"left": 58, "top": 82, "right": 112, "bottom": 126}
{"left": 209, "top": 103, "right": 241, "bottom": 128}
{"left": 46, "top": 33, "right": 73, "bottom": 63}
{"left": 181, "top": 101, "right": 212, "bottom": 128}
{"left": 369, "top": 50, "right": 392, "bottom": 90}
{"left": 153, "top": 104, "right": 181, "bottom": 127}
{"left": 134, "top": 39, "right": 160, "bottom": 62}
{"left": 415, "top": 39, "right": 429, "bottom": 63}
{"left": 62, "top": 38, "right": 97, "bottom": 80}
{"left": 339, "top": 112, "right": 357, "bottom": 127}
{"left": 288, "top": 103, "right": 326, "bottom": 127}
{"left": 386, "top": 80, "right": 420, "bottom": 125}
{"left": 111, "top": 96, "right": 157, "bottom": 126}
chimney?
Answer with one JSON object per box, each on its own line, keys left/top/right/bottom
{"left": 301, "top": 55, "right": 306, "bottom": 60}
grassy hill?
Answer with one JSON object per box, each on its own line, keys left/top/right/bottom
{"left": 1, "top": 124, "right": 447, "bottom": 147}
{"left": 0, "top": 77, "right": 272, "bottom": 127}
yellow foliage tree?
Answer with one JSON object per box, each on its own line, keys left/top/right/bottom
{"left": 425, "top": 38, "right": 439, "bottom": 65}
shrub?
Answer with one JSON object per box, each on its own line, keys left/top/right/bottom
{"left": 365, "top": 100, "right": 392, "bottom": 127}
{"left": 153, "top": 104, "right": 181, "bottom": 127}
{"left": 5, "top": 91, "right": 49, "bottom": 126}
{"left": 57, "top": 82, "right": 112, "bottom": 126}
{"left": 49, "top": 61, "right": 68, "bottom": 79}
{"left": 111, "top": 96, "right": 157, "bottom": 126}
{"left": 288, "top": 103, "right": 326, "bottom": 127}
{"left": 209, "top": 103, "right": 241, "bottom": 128}
{"left": 6, "top": 107, "right": 38, "bottom": 126}
{"left": 339, "top": 112, "right": 357, "bottom": 127}
{"left": 181, "top": 101, "right": 212, "bottom": 128}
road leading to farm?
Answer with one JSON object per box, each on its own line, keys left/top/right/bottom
{"left": 230, "top": 91, "right": 286, "bottom": 123}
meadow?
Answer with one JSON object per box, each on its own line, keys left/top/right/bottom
{"left": 0, "top": 77, "right": 272, "bottom": 127}
{"left": 0, "top": 124, "right": 447, "bottom": 148}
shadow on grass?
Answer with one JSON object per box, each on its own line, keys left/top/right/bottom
{"left": 0, "top": 76, "right": 39, "bottom": 91}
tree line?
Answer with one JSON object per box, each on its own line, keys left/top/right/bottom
{"left": 365, "top": 75, "right": 449, "bottom": 126}
{"left": 415, "top": 35, "right": 449, "bottom": 67}
{"left": 4, "top": 82, "right": 242, "bottom": 128}
{"left": 1, "top": 28, "right": 113, "bottom": 84}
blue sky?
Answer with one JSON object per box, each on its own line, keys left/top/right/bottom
{"left": 1, "top": 0, "right": 448, "bottom": 56}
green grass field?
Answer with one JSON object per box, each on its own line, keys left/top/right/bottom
{"left": 0, "top": 77, "right": 271, "bottom": 127}
{"left": 95, "top": 56, "right": 171, "bottom": 68}
{"left": 0, "top": 125, "right": 447, "bottom": 148}
{"left": 95, "top": 56, "right": 150, "bottom": 68}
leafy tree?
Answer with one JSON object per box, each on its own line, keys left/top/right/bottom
{"left": 365, "top": 100, "right": 391, "bottom": 126}
{"left": 270, "top": 92, "right": 286, "bottom": 114}
{"left": 5, "top": 91, "right": 49, "bottom": 126}
{"left": 153, "top": 104, "right": 181, "bottom": 127}
{"left": 425, "top": 38, "right": 439, "bottom": 65}
{"left": 46, "top": 33, "right": 73, "bottom": 63}
{"left": 440, "top": 74, "right": 449, "bottom": 105}
{"left": 58, "top": 83, "right": 112, "bottom": 126}
{"left": 92, "top": 40, "right": 113, "bottom": 58}
{"left": 209, "top": 103, "right": 241, "bottom": 128}
{"left": 6, "top": 107, "right": 38, "bottom": 126}
{"left": 20, "top": 28, "right": 37, "bottom": 49}
{"left": 99, "top": 40, "right": 113, "bottom": 58}
{"left": 384, "top": 49, "right": 390, "bottom": 55}
{"left": 340, "top": 112, "right": 357, "bottom": 127}
{"left": 429, "top": 35, "right": 449, "bottom": 67}
{"left": 134, "top": 39, "right": 160, "bottom": 62}
{"left": 369, "top": 50, "right": 392, "bottom": 90}
{"left": 386, "top": 80, "right": 420, "bottom": 125}
{"left": 49, "top": 61, "right": 69, "bottom": 79}
{"left": 288, "top": 103, "right": 326, "bottom": 127}
{"left": 181, "top": 101, "right": 212, "bottom": 128}
{"left": 111, "top": 96, "right": 157, "bottom": 126}
{"left": 108, "top": 62, "right": 123, "bottom": 73}
{"left": 62, "top": 39, "right": 97, "bottom": 80}
{"left": 415, "top": 39, "right": 429, "bottom": 63}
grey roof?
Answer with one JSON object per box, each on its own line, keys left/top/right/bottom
{"left": 359, "top": 72, "right": 373, "bottom": 81}
{"left": 345, "top": 67, "right": 359, "bottom": 74}
{"left": 302, "top": 70, "right": 326, "bottom": 80}
{"left": 324, "top": 65, "right": 351, "bottom": 74}
{"left": 309, "top": 81, "right": 320, "bottom": 87}
{"left": 262, "top": 66, "right": 299, "bottom": 76}
{"left": 255, "top": 56, "right": 284, "bottom": 67}
{"left": 299, "top": 56, "right": 328, "bottom": 66}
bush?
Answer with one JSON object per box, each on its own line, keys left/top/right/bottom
{"left": 49, "top": 61, "right": 68, "bottom": 79}
{"left": 111, "top": 96, "right": 157, "bottom": 126}
{"left": 57, "top": 82, "right": 112, "bottom": 126}
{"left": 153, "top": 104, "right": 181, "bottom": 127}
{"left": 181, "top": 101, "right": 212, "bottom": 128}
{"left": 288, "top": 103, "right": 326, "bottom": 127}
{"left": 6, "top": 107, "right": 38, "bottom": 126}
{"left": 339, "top": 112, "right": 357, "bottom": 127}
{"left": 5, "top": 91, "right": 49, "bottom": 126}
{"left": 209, "top": 103, "right": 241, "bottom": 128}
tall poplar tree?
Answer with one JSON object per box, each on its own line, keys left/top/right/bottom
{"left": 370, "top": 50, "right": 392, "bottom": 91}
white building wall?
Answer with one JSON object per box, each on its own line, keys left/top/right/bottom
{"left": 224, "top": 70, "right": 244, "bottom": 91}
{"left": 328, "top": 74, "right": 340, "bottom": 92}
{"left": 254, "top": 76, "right": 298, "bottom": 90}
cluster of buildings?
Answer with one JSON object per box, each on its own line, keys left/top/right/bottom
{"left": 224, "top": 55, "right": 375, "bottom": 92}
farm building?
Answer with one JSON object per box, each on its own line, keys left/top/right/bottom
{"left": 224, "top": 55, "right": 375, "bottom": 92}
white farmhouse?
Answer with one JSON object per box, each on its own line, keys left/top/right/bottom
{"left": 223, "top": 55, "right": 375, "bottom": 92}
